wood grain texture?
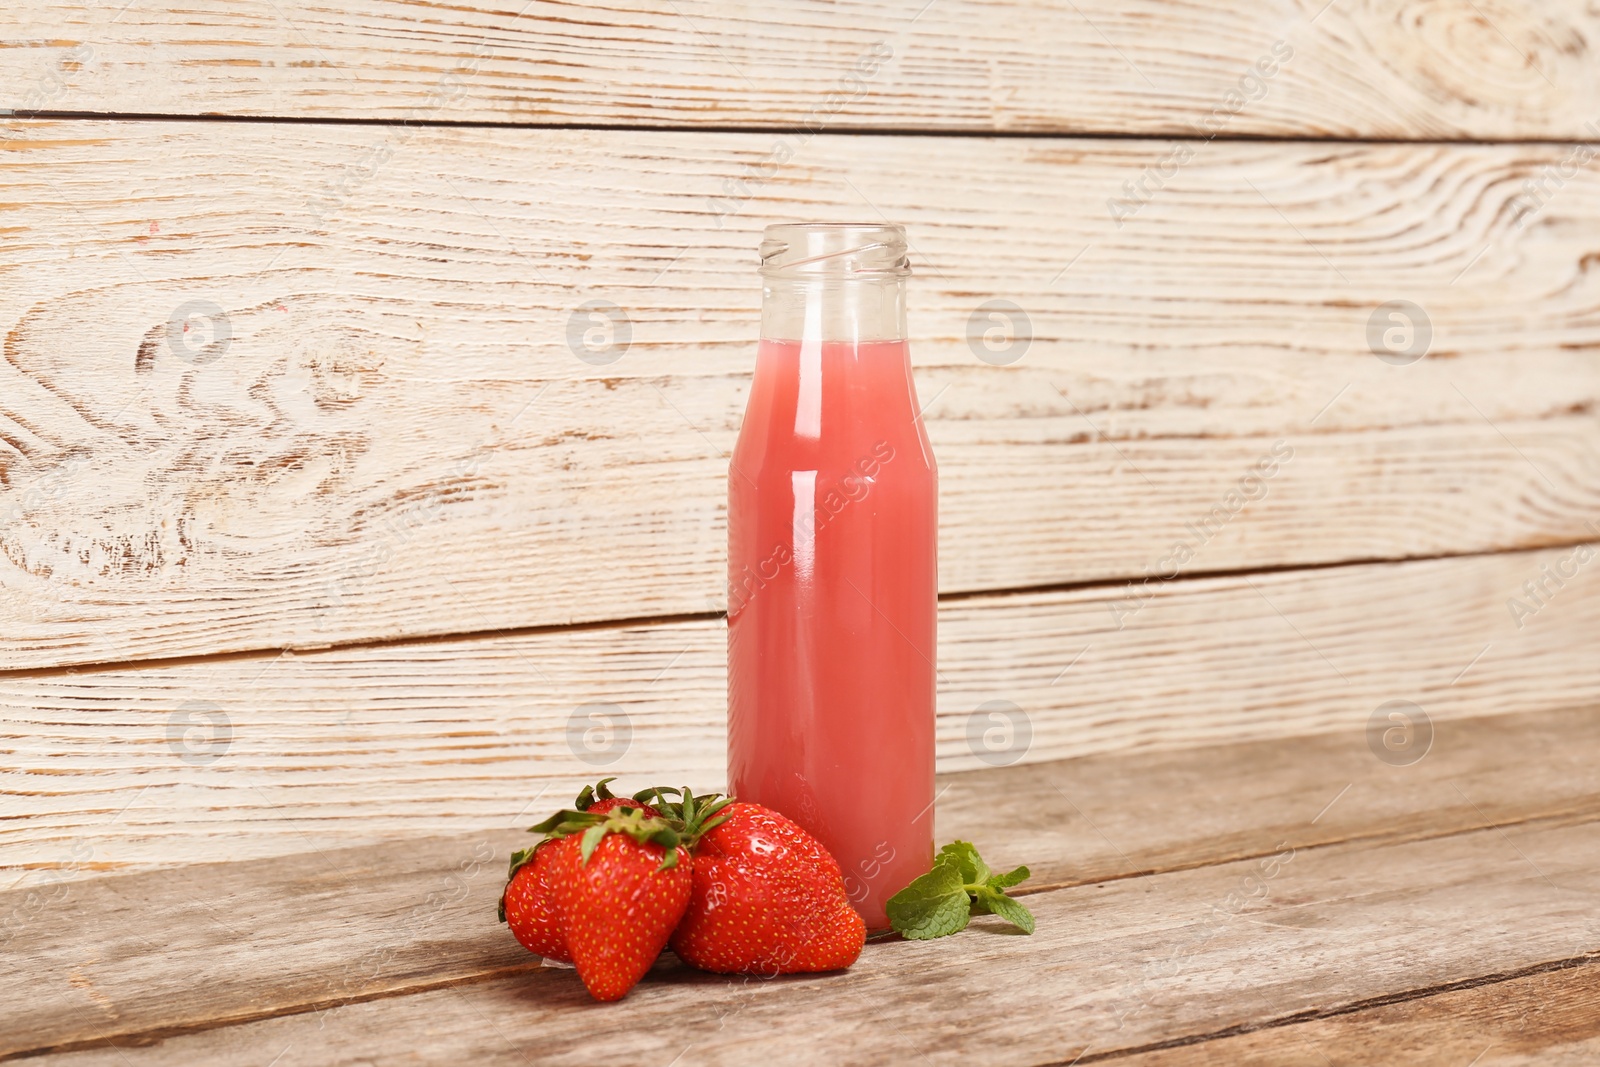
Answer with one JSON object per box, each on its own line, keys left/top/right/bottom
{"left": 3, "top": 1, "right": 1600, "bottom": 138}
{"left": 12, "top": 815, "right": 1598, "bottom": 1064}
{"left": 940, "top": 703, "right": 1600, "bottom": 895}
{"left": 6, "top": 548, "right": 1598, "bottom": 877}
{"left": 4, "top": 122, "right": 1599, "bottom": 669}
{"left": 1114, "top": 962, "right": 1600, "bottom": 1066}
{"left": 0, "top": 833, "right": 534, "bottom": 1060}
{"left": 5, "top": 705, "right": 1596, "bottom": 1061}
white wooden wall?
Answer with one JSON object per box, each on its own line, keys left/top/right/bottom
{"left": 3, "top": 1, "right": 1599, "bottom": 878}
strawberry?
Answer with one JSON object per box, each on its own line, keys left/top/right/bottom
{"left": 651, "top": 791, "right": 866, "bottom": 975}
{"left": 501, "top": 836, "right": 570, "bottom": 961}
{"left": 499, "top": 779, "right": 658, "bottom": 964}
{"left": 547, "top": 804, "right": 691, "bottom": 1001}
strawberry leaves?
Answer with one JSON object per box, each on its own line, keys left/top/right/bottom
{"left": 530, "top": 802, "right": 683, "bottom": 870}
{"left": 631, "top": 785, "right": 734, "bottom": 842}
{"left": 886, "top": 840, "right": 1034, "bottom": 939}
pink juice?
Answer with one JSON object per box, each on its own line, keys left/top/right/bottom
{"left": 727, "top": 335, "right": 937, "bottom": 930}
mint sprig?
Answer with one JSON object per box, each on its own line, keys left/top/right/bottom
{"left": 886, "top": 841, "right": 1034, "bottom": 939}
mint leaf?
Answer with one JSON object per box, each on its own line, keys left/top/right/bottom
{"left": 886, "top": 843, "right": 1037, "bottom": 940}
{"left": 975, "top": 885, "right": 1036, "bottom": 935}
{"left": 886, "top": 856, "right": 971, "bottom": 939}
{"left": 937, "top": 840, "right": 990, "bottom": 886}
{"left": 988, "top": 864, "right": 1030, "bottom": 890}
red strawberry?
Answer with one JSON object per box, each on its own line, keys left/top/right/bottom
{"left": 664, "top": 797, "right": 866, "bottom": 975}
{"left": 550, "top": 805, "right": 691, "bottom": 1001}
{"left": 499, "top": 780, "right": 658, "bottom": 964}
{"left": 501, "top": 837, "right": 569, "bottom": 961}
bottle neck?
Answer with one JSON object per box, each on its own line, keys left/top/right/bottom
{"left": 759, "top": 277, "right": 907, "bottom": 344}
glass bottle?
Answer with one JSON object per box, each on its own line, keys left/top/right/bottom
{"left": 727, "top": 222, "right": 937, "bottom": 930}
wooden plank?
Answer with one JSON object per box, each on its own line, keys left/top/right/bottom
{"left": 1112, "top": 962, "right": 1600, "bottom": 1065}
{"left": 940, "top": 704, "right": 1600, "bottom": 895}
{"left": 3, "top": 122, "right": 1599, "bottom": 668}
{"left": 4, "top": 2, "right": 1600, "bottom": 138}
{"left": 5, "top": 548, "right": 1598, "bottom": 877}
{"left": 11, "top": 809, "right": 1597, "bottom": 1064}
{"left": 0, "top": 834, "right": 537, "bottom": 1061}
{"left": 4, "top": 704, "right": 1595, "bottom": 1060}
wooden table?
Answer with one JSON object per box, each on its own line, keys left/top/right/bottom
{"left": 7, "top": 706, "right": 1597, "bottom": 1066}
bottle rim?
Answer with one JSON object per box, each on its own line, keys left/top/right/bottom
{"left": 759, "top": 222, "right": 912, "bottom": 278}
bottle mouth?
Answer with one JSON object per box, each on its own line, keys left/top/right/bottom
{"left": 759, "top": 223, "right": 911, "bottom": 279}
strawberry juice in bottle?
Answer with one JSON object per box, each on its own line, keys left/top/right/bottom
{"left": 727, "top": 223, "right": 937, "bottom": 930}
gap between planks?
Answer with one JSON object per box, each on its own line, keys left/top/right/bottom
{"left": 1066, "top": 956, "right": 1600, "bottom": 1066}
{"left": 1014, "top": 803, "right": 1600, "bottom": 899}
{"left": 3, "top": 538, "right": 1592, "bottom": 683}
{"left": 1104, "top": 960, "right": 1600, "bottom": 1065}
{"left": 12, "top": 111, "right": 1600, "bottom": 147}
{"left": 6, "top": 0, "right": 1599, "bottom": 140}
{"left": 1, "top": 966, "right": 543, "bottom": 1064}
